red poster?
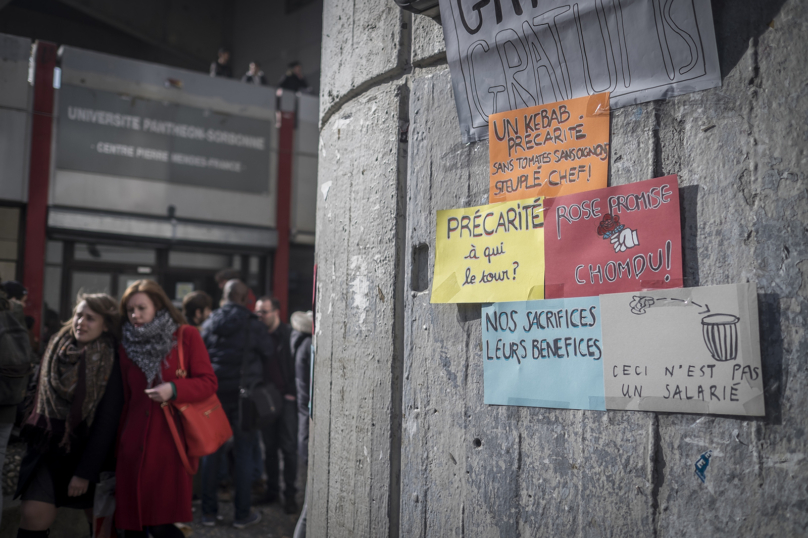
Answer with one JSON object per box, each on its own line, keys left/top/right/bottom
{"left": 544, "top": 175, "right": 683, "bottom": 299}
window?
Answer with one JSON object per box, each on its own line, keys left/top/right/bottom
{"left": 0, "top": 207, "right": 21, "bottom": 281}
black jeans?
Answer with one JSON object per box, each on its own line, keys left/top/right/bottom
{"left": 201, "top": 397, "right": 255, "bottom": 520}
{"left": 262, "top": 400, "right": 298, "bottom": 499}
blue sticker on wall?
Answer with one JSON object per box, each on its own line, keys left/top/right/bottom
{"left": 694, "top": 450, "right": 712, "bottom": 483}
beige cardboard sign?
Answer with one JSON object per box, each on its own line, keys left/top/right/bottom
{"left": 601, "top": 283, "right": 764, "bottom": 416}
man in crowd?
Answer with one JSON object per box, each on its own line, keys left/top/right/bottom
{"left": 278, "top": 61, "right": 310, "bottom": 93}
{"left": 2, "top": 281, "right": 28, "bottom": 308}
{"left": 0, "top": 279, "right": 31, "bottom": 525}
{"left": 215, "top": 269, "right": 256, "bottom": 311}
{"left": 290, "top": 311, "right": 312, "bottom": 466}
{"left": 255, "top": 296, "right": 298, "bottom": 514}
{"left": 241, "top": 61, "right": 267, "bottom": 86}
{"left": 200, "top": 280, "right": 284, "bottom": 529}
{"left": 210, "top": 48, "right": 232, "bottom": 78}
{"left": 290, "top": 310, "right": 313, "bottom": 538}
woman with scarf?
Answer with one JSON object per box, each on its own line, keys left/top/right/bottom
{"left": 16, "top": 293, "right": 122, "bottom": 538}
{"left": 115, "top": 280, "right": 217, "bottom": 537}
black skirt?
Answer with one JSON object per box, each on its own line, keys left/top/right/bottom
{"left": 17, "top": 446, "right": 95, "bottom": 509}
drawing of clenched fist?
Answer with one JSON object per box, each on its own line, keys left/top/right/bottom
{"left": 610, "top": 227, "right": 639, "bottom": 252}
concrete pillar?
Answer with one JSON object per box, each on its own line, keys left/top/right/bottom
{"left": 311, "top": 1, "right": 808, "bottom": 536}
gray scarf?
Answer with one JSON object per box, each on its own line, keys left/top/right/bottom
{"left": 122, "top": 309, "right": 179, "bottom": 387}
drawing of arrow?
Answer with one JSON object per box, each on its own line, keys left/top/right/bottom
{"left": 668, "top": 298, "right": 711, "bottom": 314}
{"left": 630, "top": 296, "right": 710, "bottom": 315}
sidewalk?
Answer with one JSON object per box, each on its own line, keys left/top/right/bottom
{"left": 0, "top": 499, "right": 299, "bottom": 538}
{"left": 187, "top": 498, "right": 298, "bottom": 538}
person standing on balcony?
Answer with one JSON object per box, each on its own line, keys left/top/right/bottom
{"left": 278, "top": 61, "right": 310, "bottom": 93}
{"left": 241, "top": 61, "right": 267, "bottom": 86}
{"left": 210, "top": 48, "right": 232, "bottom": 78}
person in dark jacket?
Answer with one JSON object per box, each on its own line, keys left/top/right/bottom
{"left": 199, "top": 280, "right": 284, "bottom": 529}
{"left": 0, "top": 284, "right": 29, "bottom": 528}
{"left": 210, "top": 48, "right": 232, "bottom": 78}
{"left": 277, "top": 61, "right": 310, "bottom": 93}
{"left": 2, "top": 281, "right": 28, "bottom": 307}
{"left": 15, "top": 293, "right": 123, "bottom": 538}
{"left": 255, "top": 296, "right": 298, "bottom": 513}
{"left": 241, "top": 62, "right": 267, "bottom": 86}
{"left": 290, "top": 311, "right": 312, "bottom": 463}
{"left": 290, "top": 310, "right": 312, "bottom": 538}
{"left": 215, "top": 269, "right": 256, "bottom": 311}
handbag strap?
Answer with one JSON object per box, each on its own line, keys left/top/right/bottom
{"left": 163, "top": 324, "right": 196, "bottom": 475}
{"left": 175, "top": 325, "right": 187, "bottom": 379}
{"left": 161, "top": 403, "right": 197, "bottom": 475}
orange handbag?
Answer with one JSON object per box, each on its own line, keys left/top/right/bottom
{"left": 162, "top": 325, "right": 233, "bottom": 475}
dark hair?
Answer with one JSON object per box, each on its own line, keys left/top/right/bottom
{"left": 120, "top": 280, "right": 186, "bottom": 326}
{"left": 215, "top": 268, "right": 241, "bottom": 284}
{"left": 182, "top": 290, "right": 212, "bottom": 321}
{"left": 257, "top": 296, "right": 281, "bottom": 311}
{"left": 218, "top": 47, "right": 229, "bottom": 55}
{"left": 3, "top": 281, "right": 27, "bottom": 301}
{"left": 288, "top": 60, "right": 300, "bottom": 68}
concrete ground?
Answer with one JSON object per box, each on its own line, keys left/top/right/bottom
{"left": 185, "top": 496, "right": 300, "bottom": 538}
{"left": 0, "top": 434, "right": 305, "bottom": 538}
{"left": 0, "top": 495, "right": 301, "bottom": 538}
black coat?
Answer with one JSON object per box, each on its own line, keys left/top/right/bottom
{"left": 16, "top": 358, "right": 123, "bottom": 508}
{"left": 210, "top": 61, "right": 232, "bottom": 78}
{"left": 291, "top": 330, "right": 312, "bottom": 460}
{"left": 270, "top": 323, "right": 295, "bottom": 397}
{"left": 278, "top": 74, "right": 310, "bottom": 92}
{"left": 291, "top": 329, "right": 312, "bottom": 417}
{"left": 201, "top": 303, "right": 284, "bottom": 397}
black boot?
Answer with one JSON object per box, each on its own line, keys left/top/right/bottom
{"left": 17, "top": 530, "right": 49, "bottom": 538}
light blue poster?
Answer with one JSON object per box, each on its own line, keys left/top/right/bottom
{"left": 483, "top": 296, "right": 606, "bottom": 410}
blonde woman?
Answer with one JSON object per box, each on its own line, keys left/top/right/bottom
{"left": 115, "top": 280, "right": 217, "bottom": 537}
{"left": 16, "top": 294, "right": 122, "bottom": 538}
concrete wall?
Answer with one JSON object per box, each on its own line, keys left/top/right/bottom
{"left": 310, "top": 0, "right": 807, "bottom": 536}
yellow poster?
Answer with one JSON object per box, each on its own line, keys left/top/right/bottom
{"left": 431, "top": 198, "right": 545, "bottom": 303}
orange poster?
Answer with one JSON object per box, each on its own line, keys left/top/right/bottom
{"left": 488, "top": 93, "right": 610, "bottom": 203}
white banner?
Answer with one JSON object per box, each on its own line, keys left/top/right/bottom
{"left": 440, "top": 0, "right": 721, "bottom": 142}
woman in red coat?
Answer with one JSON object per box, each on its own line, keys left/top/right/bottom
{"left": 116, "top": 280, "right": 217, "bottom": 537}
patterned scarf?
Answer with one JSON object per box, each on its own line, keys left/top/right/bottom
{"left": 122, "top": 309, "right": 179, "bottom": 387}
{"left": 27, "top": 326, "right": 115, "bottom": 451}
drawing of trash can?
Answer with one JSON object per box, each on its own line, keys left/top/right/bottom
{"left": 701, "top": 313, "right": 740, "bottom": 362}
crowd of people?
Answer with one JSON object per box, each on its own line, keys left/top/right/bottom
{"left": 210, "top": 47, "right": 311, "bottom": 93}
{"left": 0, "top": 270, "right": 313, "bottom": 536}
